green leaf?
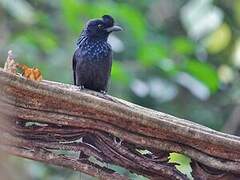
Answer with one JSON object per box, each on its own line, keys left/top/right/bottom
{"left": 116, "top": 3, "right": 147, "bottom": 42}
{"left": 204, "top": 23, "right": 231, "bottom": 54}
{"left": 172, "top": 37, "right": 195, "bottom": 55}
{"left": 158, "top": 59, "right": 177, "bottom": 75}
{"left": 61, "top": 0, "right": 83, "bottom": 32}
{"left": 138, "top": 43, "right": 168, "bottom": 67}
{"left": 15, "top": 30, "right": 58, "bottom": 53}
{"left": 169, "top": 153, "right": 192, "bottom": 179}
{"left": 184, "top": 60, "right": 219, "bottom": 93}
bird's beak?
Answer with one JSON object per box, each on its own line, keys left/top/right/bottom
{"left": 105, "top": 25, "right": 123, "bottom": 32}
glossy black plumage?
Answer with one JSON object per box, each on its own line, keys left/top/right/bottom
{"left": 73, "top": 15, "right": 122, "bottom": 92}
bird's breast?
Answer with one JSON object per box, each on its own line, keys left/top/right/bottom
{"left": 80, "top": 40, "right": 111, "bottom": 62}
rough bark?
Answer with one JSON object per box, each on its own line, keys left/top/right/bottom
{"left": 0, "top": 68, "right": 240, "bottom": 179}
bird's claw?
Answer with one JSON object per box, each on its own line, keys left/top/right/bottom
{"left": 114, "top": 137, "right": 123, "bottom": 146}
{"left": 100, "top": 90, "right": 107, "bottom": 95}
{"left": 78, "top": 85, "right": 85, "bottom": 90}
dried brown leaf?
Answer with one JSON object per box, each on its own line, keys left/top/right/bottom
{"left": 17, "top": 64, "right": 43, "bottom": 81}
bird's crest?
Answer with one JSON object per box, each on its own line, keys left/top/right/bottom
{"left": 102, "top": 15, "right": 114, "bottom": 27}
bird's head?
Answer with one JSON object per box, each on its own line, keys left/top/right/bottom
{"left": 84, "top": 15, "right": 122, "bottom": 40}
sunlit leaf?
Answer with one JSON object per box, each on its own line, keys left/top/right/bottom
{"left": 172, "top": 37, "right": 195, "bottom": 55}
{"left": 233, "top": 0, "right": 240, "bottom": 26}
{"left": 232, "top": 38, "right": 240, "bottom": 68}
{"left": 15, "top": 30, "right": 58, "bottom": 53}
{"left": 169, "top": 153, "right": 192, "bottom": 179}
{"left": 181, "top": 0, "right": 223, "bottom": 40}
{"left": 158, "top": 59, "right": 177, "bottom": 75}
{"left": 36, "top": 31, "right": 58, "bottom": 52}
{"left": 116, "top": 4, "right": 147, "bottom": 42}
{"left": 204, "top": 23, "right": 231, "bottom": 54}
{"left": 138, "top": 43, "right": 168, "bottom": 67}
{"left": 176, "top": 72, "right": 210, "bottom": 100}
{"left": 61, "top": 0, "right": 83, "bottom": 32}
{"left": 184, "top": 60, "right": 219, "bottom": 93}
{"left": 217, "top": 65, "right": 234, "bottom": 84}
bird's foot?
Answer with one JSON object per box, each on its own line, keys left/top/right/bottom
{"left": 100, "top": 90, "right": 107, "bottom": 95}
{"left": 114, "top": 137, "right": 123, "bottom": 146}
{"left": 78, "top": 85, "right": 85, "bottom": 90}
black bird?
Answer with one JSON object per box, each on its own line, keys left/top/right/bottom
{"left": 73, "top": 15, "right": 122, "bottom": 93}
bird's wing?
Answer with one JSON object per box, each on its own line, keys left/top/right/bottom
{"left": 104, "top": 50, "right": 113, "bottom": 91}
{"left": 72, "top": 52, "right": 77, "bottom": 85}
{"left": 108, "top": 51, "right": 113, "bottom": 76}
{"left": 73, "top": 30, "right": 85, "bottom": 85}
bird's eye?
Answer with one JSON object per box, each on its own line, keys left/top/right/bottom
{"left": 98, "top": 24, "right": 103, "bottom": 29}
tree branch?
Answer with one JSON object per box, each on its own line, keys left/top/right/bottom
{"left": 0, "top": 68, "right": 240, "bottom": 179}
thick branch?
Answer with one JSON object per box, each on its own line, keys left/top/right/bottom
{"left": 0, "top": 68, "right": 240, "bottom": 179}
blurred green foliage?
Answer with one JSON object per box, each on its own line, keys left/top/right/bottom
{"left": 1, "top": 0, "right": 240, "bottom": 179}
